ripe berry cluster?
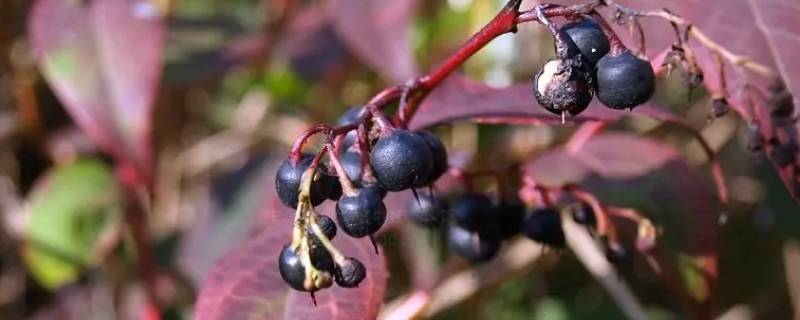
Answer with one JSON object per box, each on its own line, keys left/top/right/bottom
{"left": 275, "top": 107, "right": 449, "bottom": 295}
{"left": 273, "top": 1, "right": 667, "bottom": 298}
{"left": 404, "top": 190, "right": 631, "bottom": 264}
{"left": 533, "top": 11, "right": 655, "bottom": 119}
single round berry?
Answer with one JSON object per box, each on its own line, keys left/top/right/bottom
{"left": 338, "top": 106, "right": 363, "bottom": 151}
{"left": 560, "top": 18, "right": 610, "bottom": 65}
{"left": 451, "top": 194, "right": 494, "bottom": 232}
{"left": 275, "top": 155, "right": 336, "bottom": 208}
{"left": 595, "top": 50, "right": 655, "bottom": 110}
{"left": 406, "top": 192, "right": 449, "bottom": 227}
{"left": 341, "top": 150, "right": 365, "bottom": 187}
{"left": 522, "top": 208, "right": 565, "bottom": 247}
{"left": 309, "top": 214, "right": 337, "bottom": 241}
{"left": 335, "top": 257, "right": 367, "bottom": 288}
{"left": 335, "top": 186, "right": 387, "bottom": 238}
{"left": 534, "top": 58, "right": 593, "bottom": 116}
{"left": 495, "top": 202, "right": 526, "bottom": 239}
{"left": 570, "top": 203, "right": 596, "bottom": 227}
{"left": 448, "top": 224, "right": 500, "bottom": 263}
{"left": 416, "top": 131, "right": 448, "bottom": 185}
{"left": 278, "top": 245, "right": 308, "bottom": 291}
{"left": 309, "top": 242, "right": 335, "bottom": 272}
{"left": 370, "top": 129, "right": 434, "bottom": 191}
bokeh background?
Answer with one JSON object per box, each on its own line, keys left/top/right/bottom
{"left": 0, "top": 0, "right": 798, "bottom": 319}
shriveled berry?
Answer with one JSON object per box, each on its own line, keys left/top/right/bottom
{"left": 279, "top": 245, "right": 307, "bottom": 291}
{"left": 495, "top": 202, "right": 525, "bottom": 239}
{"left": 595, "top": 50, "right": 655, "bottom": 110}
{"left": 522, "top": 208, "right": 565, "bottom": 247}
{"left": 560, "top": 18, "right": 610, "bottom": 65}
{"left": 416, "top": 131, "right": 448, "bottom": 185}
{"left": 275, "top": 155, "right": 337, "bottom": 208}
{"left": 534, "top": 58, "right": 593, "bottom": 116}
{"left": 406, "top": 192, "right": 449, "bottom": 227}
{"left": 570, "top": 203, "right": 596, "bottom": 227}
{"left": 451, "top": 194, "right": 494, "bottom": 232}
{"left": 336, "top": 186, "right": 387, "bottom": 238}
{"left": 335, "top": 257, "right": 366, "bottom": 288}
{"left": 448, "top": 224, "right": 500, "bottom": 263}
{"left": 370, "top": 129, "right": 434, "bottom": 191}
{"left": 309, "top": 214, "right": 337, "bottom": 241}
{"left": 341, "top": 150, "right": 365, "bottom": 187}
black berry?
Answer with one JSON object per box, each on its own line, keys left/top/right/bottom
{"left": 595, "top": 50, "right": 655, "bottom": 110}
{"left": 275, "top": 155, "right": 337, "bottom": 208}
{"left": 338, "top": 106, "right": 363, "bottom": 151}
{"left": 279, "top": 245, "right": 308, "bottom": 291}
{"left": 451, "top": 194, "right": 495, "bottom": 232}
{"left": 448, "top": 224, "right": 500, "bottom": 263}
{"left": 495, "top": 202, "right": 526, "bottom": 239}
{"left": 522, "top": 207, "right": 565, "bottom": 247}
{"left": 406, "top": 192, "right": 449, "bottom": 227}
{"left": 309, "top": 241, "right": 335, "bottom": 273}
{"left": 416, "top": 131, "right": 448, "bottom": 185}
{"left": 335, "top": 257, "right": 367, "bottom": 288}
{"left": 570, "top": 203, "right": 596, "bottom": 226}
{"left": 335, "top": 186, "right": 387, "bottom": 238}
{"left": 560, "top": 18, "right": 610, "bottom": 65}
{"left": 534, "top": 58, "right": 593, "bottom": 116}
{"left": 370, "top": 129, "right": 434, "bottom": 191}
{"left": 341, "top": 150, "right": 365, "bottom": 187}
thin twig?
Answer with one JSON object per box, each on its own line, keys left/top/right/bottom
{"left": 561, "top": 208, "right": 649, "bottom": 320}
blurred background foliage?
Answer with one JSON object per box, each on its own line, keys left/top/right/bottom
{"left": 0, "top": 0, "right": 798, "bottom": 319}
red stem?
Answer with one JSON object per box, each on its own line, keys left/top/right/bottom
{"left": 290, "top": 124, "right": 334, "bottom": 163}
{"left": 115, "top": 162, "right": 158, "bottom": 308}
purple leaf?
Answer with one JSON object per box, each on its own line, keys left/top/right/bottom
{"left": 329, "top": 0, "right": 419, "bottom": 84}
{"left": 747, "top": 0, "right": 800, "bottom": 108}
{"left": 526, "top": 150, "right": 590, "bottom": 186}
{"left": 574, "top": 133, "right": 679, "bottom": 179}
{"left": 29, "top": 0, "right": 164, "bottom": 180}
{"left": 526, "top": 133, "right": 678, "bottom": 185}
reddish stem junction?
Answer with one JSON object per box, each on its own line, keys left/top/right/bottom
{"left": 289, "top": 0, "right": 610, "bottom": 157}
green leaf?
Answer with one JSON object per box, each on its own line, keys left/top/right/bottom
{"left": 23, "top": 159, "right": 122, "bottom": 290}
{"left": 677, "top": 254, "right": 713, "bottom": 303}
